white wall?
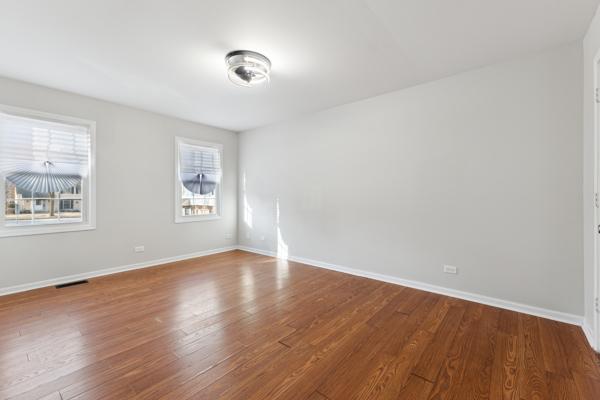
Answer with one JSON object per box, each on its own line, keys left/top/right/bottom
{"left": 0, "top": 77, "right": 237, "bottom": 290}
{"left": 239, "top": 43, "right": 583, "bottom": 316}
{"left": 583, "top": 5, "right": 600, "bottom": 344}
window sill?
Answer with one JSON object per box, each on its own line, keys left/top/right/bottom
{"left": 175, "top": 214, "right": 221, "bottom": 224}
{"left": 0, "top": 223, "right": 96, "bottom": 238}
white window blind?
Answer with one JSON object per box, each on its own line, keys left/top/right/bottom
{"left": 179, "top": 143, "right": 222, "bottom": 195}
{"left": 0, "top": 111, "right": 91, "bottom": 193}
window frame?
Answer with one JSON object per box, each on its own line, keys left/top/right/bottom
{"left": 174, "top": 136, "right": 223, "bottom": 224}
{"left": 0, "top": 104, "right": 96, "bottom": 238}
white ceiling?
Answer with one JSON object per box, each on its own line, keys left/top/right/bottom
{"left": 0, "top": 0, "right": 597, "bottom": 131}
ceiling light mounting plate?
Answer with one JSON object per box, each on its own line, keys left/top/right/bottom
{"left": 225, "top": 50, "right": 271, "bottom": 87}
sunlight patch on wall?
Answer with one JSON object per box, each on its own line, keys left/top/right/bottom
{"left": 242, "top": 172, "right": 253, "bottom": 229}
{"left": 276, "top": 197, "right": 288, "bottom": 260}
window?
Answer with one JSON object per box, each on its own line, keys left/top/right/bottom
{"left": 175, "top": 137, "right": 222, "bottom": 223}
{"left": 0, "top": 105, "right": 95, "bottom": 237}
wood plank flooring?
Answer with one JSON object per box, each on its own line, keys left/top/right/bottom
{"left": 0, "top": 250, "right": 599, "bottom": 399}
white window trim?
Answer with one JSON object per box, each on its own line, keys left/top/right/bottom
{"left": 0, "top": 104, "right": 96, "bottom": 238}
{"left": 174, "top": 136, "right": 223, "bottom": 224}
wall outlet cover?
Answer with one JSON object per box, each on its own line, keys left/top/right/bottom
{"left": 443, "top": 265, "right": 458, "bottom": 274}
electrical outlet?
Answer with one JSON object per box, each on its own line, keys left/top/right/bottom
{"left": 134, "top": 245, "right": 145, "bottom": 253}
{"left": 443, "top": 265, "right": 458, "bottom": 274}
{"left": 225, "top": 233, "right": 233, "bottom": 239}
{"left": 245, "top": 232, "right": 251, "bottom": 239}
{"left": 260, "top": 235, "right": 265, "bottom": 241}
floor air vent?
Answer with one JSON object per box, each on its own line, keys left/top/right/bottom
{"left": 55, "top": 280, "right": 89, "bottom": 289}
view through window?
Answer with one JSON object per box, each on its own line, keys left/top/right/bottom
{"left": 5, "top": 180, "right": 83, "bottom": 225}
{"left": 181, "top": 183, "right": 217, "bottom": 216}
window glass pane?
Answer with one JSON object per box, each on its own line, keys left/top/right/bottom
{"left": 180, "top": 183, "right": 217, "bottom": 216}
{"left": 4, "top": 179, "right": 83, "bottom": 226}
{"left": 176, "top": 139, "right": 221, "bottom": 220}
{"left": 0, "top": 110, "right": 90, "bottom": 228}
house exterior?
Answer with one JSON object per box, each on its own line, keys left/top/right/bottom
{"left": 4, "top": 180, "right": 82, "bottom": 222}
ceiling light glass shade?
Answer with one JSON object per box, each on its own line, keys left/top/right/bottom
{"left": 225, "top": 50, "right": 271, "bottom": 87}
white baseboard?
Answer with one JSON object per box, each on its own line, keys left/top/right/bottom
{"left": 0, "top": 246, "right": 238, "bottom": 297}
{"left": 0, "top": 243, "right": 590, "bottom": 347}
{"left": 238, "top": 245, "right": 584, "bottom": 327}
{"left": 582, "top": 320, "right": 597, "bottom": 351}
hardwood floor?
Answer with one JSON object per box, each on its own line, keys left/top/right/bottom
{"left": 0, "top": 250, "right": 599, "bottom": 399}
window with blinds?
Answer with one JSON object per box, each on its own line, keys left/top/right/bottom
{"left": 175, "top": 137, "right": 222, "bottom": 222}
{"left": 0, "top": 105, "right": 95, "bottom": 237}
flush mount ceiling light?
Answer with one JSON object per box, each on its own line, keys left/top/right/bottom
{"left": 225, "top": 50, "right": 271, "bottom": 87}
